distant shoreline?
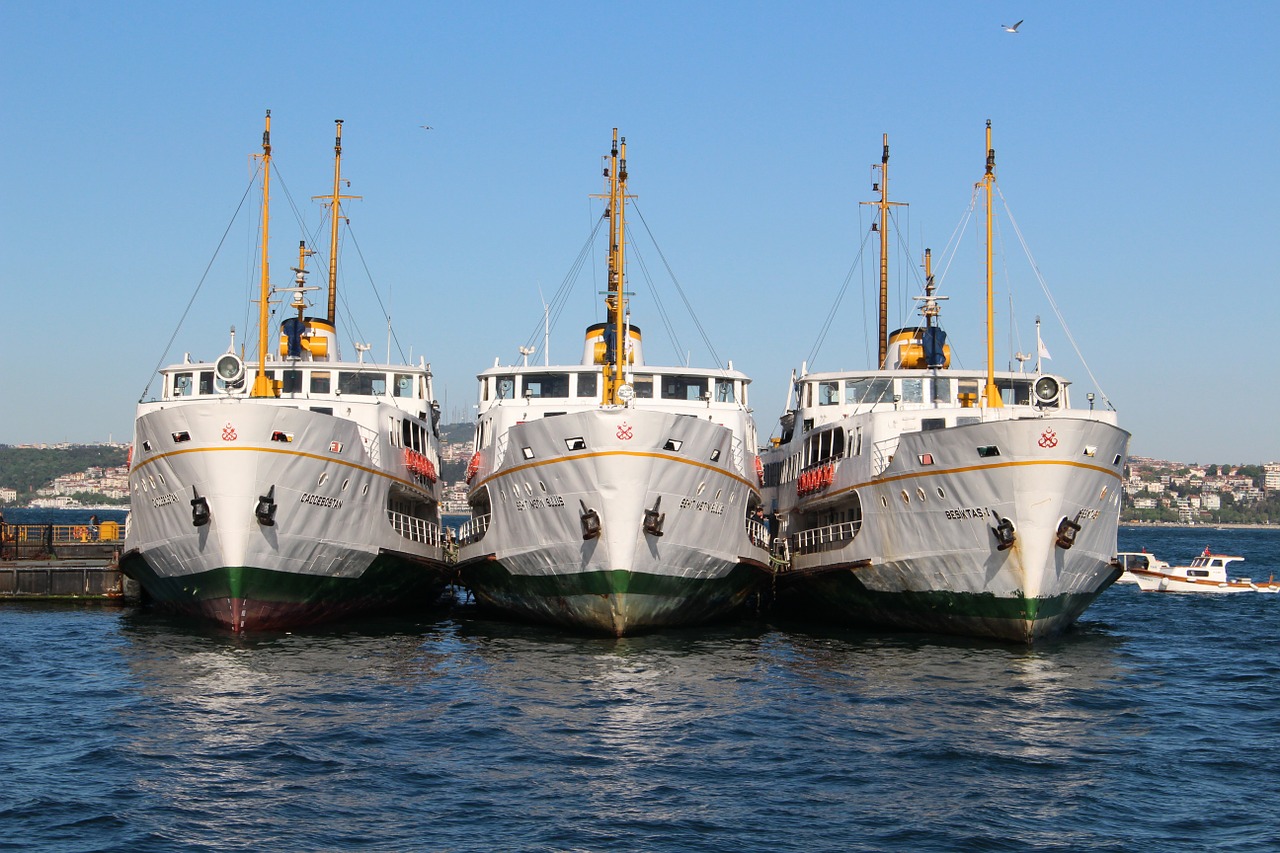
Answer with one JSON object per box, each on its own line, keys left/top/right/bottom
{"left": 1121, "top": 521, "right": 1276, "bottom": 530}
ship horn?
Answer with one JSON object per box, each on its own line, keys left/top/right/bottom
{"left": 990, "top": 515, "right": 1016, "bottom": 551}
{"left": 643, "top": 497, "right": 665, "bottom": 537}
{"left": 579, "top": 499, "right": 601, "bottom": 540}
{"left": 255, "top": 485, "right": 278, "bottom": 526}
{"left": 1055, "top": 516, "right": 1082, "bottom": 550}
{"left": 191, "top": 488, "right": 211, "bottom": 528}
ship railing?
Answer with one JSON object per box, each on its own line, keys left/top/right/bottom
{"left": 872, "top": 437, "right": 900, "bottom": 476}
{"left": 789, "top": 520, "right": 862, "bottom": 556}
{"left": 358, "top": 424, "right": 382, "bottom": 467}
{"left": 387, "top": 510, "right": 442, "bottom": 548}
{"left": 745, "top": 516, "right": 769, "bottom": 550}
{"left": 457, "top": 513, "right": 491, "bottom": 546}
{"left": 3, "top": 523, "right": 124, "bottom": 545}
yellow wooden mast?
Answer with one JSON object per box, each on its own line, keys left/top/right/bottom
{"left": 601, "top": 129, "right": 630, "bottom": 405}
{"left": 982, "top": 120, "right": 1003, "bottom": 407}
{"left": 250, "top": 110, "right": 277, "bottom": 398}
{"left": 317, "top": 119, "right": 359, "bottom": 326}
{"left": 861, "top": 134, "right": 905, "bottom": 369}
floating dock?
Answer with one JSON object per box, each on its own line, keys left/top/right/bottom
{"left": 0, "top": 522, "right": 134, "bottom": 601}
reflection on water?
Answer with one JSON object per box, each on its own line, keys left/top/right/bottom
{"left": 9, "top": 532, "right": 1280, "bottom": 853}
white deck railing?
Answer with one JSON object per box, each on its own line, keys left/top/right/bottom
{"left": 457, "top": 513, "right": 491, "bottom": 546}
{"left": 387, "top": 509, "right": 442, "bottom": 548}
{"left": 789, "top": 520, "right": 862, "bottom": 556}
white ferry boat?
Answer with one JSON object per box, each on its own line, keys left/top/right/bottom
{"left": 761, "top": 125, "right": 1130, "bottom": 643}
{"left": 455, "top": 130, "right": 769, "bottom": 635}
{"left": 121, "top": 114, "right": 451, "bottom": 632}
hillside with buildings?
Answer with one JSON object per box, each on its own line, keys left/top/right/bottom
{"left": 3, "top": 438, "right": 1277, "bottom": 525}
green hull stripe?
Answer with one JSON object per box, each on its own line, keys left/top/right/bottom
{"left": 781, "top": 568, "right": 1120, "bottom": 643}
{"left": 121, "top": 552, "right": 449, "bottom": 608}
{"left": 460, "top": 560, "right": 765, "bottom": 634}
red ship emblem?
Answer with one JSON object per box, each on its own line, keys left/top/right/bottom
{"left": 1038, "top": 428, "right": 1058, "bottom": 448}
{"left": 222, "top": 423, "right": 238, "bottom": 441}
{"left": 616, "top": 423, "right": 633, "bottom": 441}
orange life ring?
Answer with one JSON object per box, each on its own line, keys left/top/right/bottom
{"left": 466, "top": 452, "right": 482, "bottom": 483}
{"left": 755, "top": 456, "right": 764, "bottom": 485}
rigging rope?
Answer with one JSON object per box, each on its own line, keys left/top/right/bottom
{"left": 139, "top": 165, "right": 261, "bottom": 402}
{"left": 997, "top": 186, "right": 1115, "bottom": 410}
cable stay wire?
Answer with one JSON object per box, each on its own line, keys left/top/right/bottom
{"left": 520, "top": 214, "right": 607, "bottom": 358}
{"left": 630, "top": 201, "right": 735, "bottom": 377}
{"left": 806, "top": 225, "right": 875, "bottom": 371}
{"left": 996, "top": 185, "right": 1115, "bottom": 410}
{"left": 140, "top": 163, "right": 263, "bottom": 402}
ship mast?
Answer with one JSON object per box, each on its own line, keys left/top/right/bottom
{"left": 982, "top": 120, "right": 1003, "bottom": 407}
{"left": 319, "top": 119, "right": 359, "bottom": 327}
{"left": 862, "top": 134, "right": 905, "bottom": 369}
{"left": 602, "top": 129, "right": 630, "bottom": 405}
{"left": 250, "top": 110, "right": 277, "bottom": 398}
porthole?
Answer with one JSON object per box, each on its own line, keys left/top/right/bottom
{"left": 715, "top": 488, "right": 723, "bottom": 501}
{"left": 696, "top": 482, "right": 706, "bottom": 496}
{"left": 1100, "top": 486, "right": 1109, "bottom": 500}
{"left": 880, "top": 495, "right": 889, "bottom": 508}
{"left": 525, "top": 483, "right": 533, "bottom": 496}
{"left": 901, "top": 490, "right": 910, "bottom": 505}
{"left": 318, "top": 472, "right": 330, "bottom": 487}
{"left": 361, "top": 483, "right": 370, "bottom": 496}
{"left": 341, "top": 479, "right": 350, "bottom": 491}
{"left": 937, "top": 487, "right": 946, "bottom": 499}
{"left": 539, "top": 481, "right": 547, "bottom": 493}
{"left": 916, "top": 487, "right": 926, "bottom": 502}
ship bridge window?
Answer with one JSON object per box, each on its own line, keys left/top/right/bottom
{"left": 576, "top": 372, "right": 598, "bottom": 399}
{"left": 818, "top": 381, "right": 840, "bottom": 405}
{"left": 899, "top": 378, "right": 924, "bottom": 404}
{"left": 339, "top": 372, "right": 387, "bottom": 396}
{"left": 996, "top": 378, "right": 1032, "bottom": 406}
{"left": 633, "top": 376, "right": 654, "bottom": 398}
{"left": 663, "top": 376, "right": 707, "bottom": 401}
{"left": 198, "top": 371, "right": 215, "bottom": 395}
{"left": 715, "top": 379, "right": 736, "bottom": 402}
{"left": 496, "top": 375, "right": 516, "bottom": 400}
{"left": 524, "top": 373, "right": 570, "bottom": 398}
{"left": 846, "top": 377, "right": 893, "bottom": 405}
{"left": 393, "top": 373, "right": 416, "bottom": 398}
{"left": 173, "top": 373, "right": 194, "bottom": 397}
{"left": 932, "top": 378, "right": 953, "bottom": 404}
{"left": 311, "top": 372, "right": 332, "bottom": 394}
{"left": 282, "top": 370, "right": 304, "bottom": 394}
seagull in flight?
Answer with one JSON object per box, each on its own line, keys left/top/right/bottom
{"left": 1002, "top": 20, "right": 1023, "bottom": 33}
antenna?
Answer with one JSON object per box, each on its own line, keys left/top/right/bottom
{"left": 518, "top": 345, "right": 535, "bottom": 367}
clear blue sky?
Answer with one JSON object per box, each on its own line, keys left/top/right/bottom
{"left": 2, "top": 1, "right": 1277, "bottom": 464}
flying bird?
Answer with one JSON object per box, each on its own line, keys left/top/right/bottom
{"left": 1002, "top": 20, "right": 1023, "bottom": 33}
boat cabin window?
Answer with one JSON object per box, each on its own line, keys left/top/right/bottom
{"left": 818, "top": 381, "right": 840, "bottom": 406}
{"left": 715, "top": 379, "right": 735, "bottom": 403}
{"left": 932, "top": 377, "right": 953, "bottom": 404}
{"left": 899, "top": 378, "right": 924, "bottom": 404}
{"left": 957, "top": 378, "right": 980, "bottom": 408}
{"left": 311, "top": 371, "right": 332, "bottom": 394}
{"left": 996, "top": 378, "right": 1032, "bottom": 406}
{"left": 282, "top": 370, "right": 304, "bottom": 394}
{"left": 524, "top": 373, "right": 570, "bottom": 398}
{"left": 173, "top": 373, "right": 194, "bottom": 397}
{"left": 339, "top": 372, "right": 387, "bottom": 396}
{"left": 1188, "top": 570, "right": 1210, "bottom": 578}
{"left": 846, "top": 377, "right": 893, "bottom": 405}
{"left": 496, "top": 375, "right": 516, "bottom": 400}
{"left": 393, "top": 373, "right": 416, "bottom": 398}
{"left": 198, "top": 371, "right": 214, "bottom": 394}
{"left": 662, "top": 376, "right": 707, "bottom": 401}
{"left": 576, "top": 372, "right": 598, "bottom": 398}
{"left": 633, "top": 376, "right": 653, "bottom": 399}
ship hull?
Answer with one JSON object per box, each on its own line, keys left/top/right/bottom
{"left": 124, "top": 401, "right": 450, "bottom": 632}
{"left": 458, "top": 408, "right": 769, "bottom": 635}
{"left": 775, "top": 416, "right": 1129, "bottom": 643}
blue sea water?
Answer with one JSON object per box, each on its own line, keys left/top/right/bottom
{"left": 2, "top": 524, "right": 1279, "bottom": 852}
